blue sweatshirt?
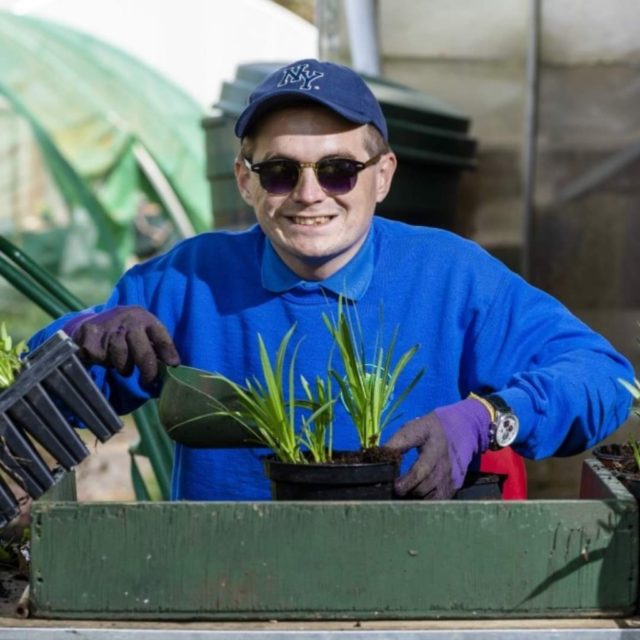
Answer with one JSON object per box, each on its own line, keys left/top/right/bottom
{"left": 29, "top": 218, "right": 634, "bottom": 500}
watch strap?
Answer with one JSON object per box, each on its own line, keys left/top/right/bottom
{"left": 467, "top": 392, "right": 496, "bottom": 421}
{"left": 485, "top": 393, "right": 511, "bottom": 414}
{"left": 486, "top": 393, "right": 518, "bottom": 450}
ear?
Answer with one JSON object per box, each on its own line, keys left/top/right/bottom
{"left": 234, "top": 157, "right": 255, "bottom": 206}
{"left": 374, "top": 152, "right": 397, "bottom": 203}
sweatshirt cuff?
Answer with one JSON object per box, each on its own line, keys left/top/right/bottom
{"left": 62, "top": 311, "right": 97, "bottom": 338}
{"left": 491, "top": 386, "right": 538, "bottom": 449}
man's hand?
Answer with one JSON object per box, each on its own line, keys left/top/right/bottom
{"left": 383, "top": 398, "right": 491, "bottom": 499}
{"left": 64, "top": 305, "right": 180, "bottom": 385}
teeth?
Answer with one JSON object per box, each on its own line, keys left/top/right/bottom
{"left": 292, "top": 216, "right": 332, "bottom": 226}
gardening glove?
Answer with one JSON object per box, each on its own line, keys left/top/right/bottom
{"left": 384, "top": 398, "right": 491, "bottom": 499}
{"left": 63, "top": 305, "right": 180, "bottom": 385}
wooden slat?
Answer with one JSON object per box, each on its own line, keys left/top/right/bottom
{"left": 30, "top": 491, "right": 637, "bottom": 620}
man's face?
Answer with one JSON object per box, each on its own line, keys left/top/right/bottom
{"left": 235, "top": 105, "right": 396, "bottom": 280}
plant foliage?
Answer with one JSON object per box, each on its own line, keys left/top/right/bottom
{"left": 323, "top": 300, "right": 424, "bottom": 449}
{"left": 207, "top": 326, "right": 304, "bottom": 463}
{"left": 620, "top": 377, "right": 640, "bottom": 470}
{"left": 0, "top": 323, "right": 28, "bottom": 390}
{"left": 299, "top": 374, "right": 335, "bottom": 463}
{"left": 206, "top": 326, "right": 335, "bottom": 464}
{"left": 203, "top": 301, "right": 424, "bottom": 463}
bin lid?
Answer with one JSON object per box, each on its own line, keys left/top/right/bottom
{"left": 211, "top": 62, "right": 476, "bottom": 169}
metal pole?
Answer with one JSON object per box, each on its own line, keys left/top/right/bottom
{"left": 521, "top": 0, "right": 541, "bottom": 281}
{"left": 131, "top": 403, "right": 172, "bottom": 500}
{"left": 0, "top": 255, "right": 68, "bottom": 319}
{"left": 344, "top": 0, "right": 381, "bottom": 76}
{"left": 316, "top": 0, "right": 342, "bottom": 62}
{"left": 0, "top": 235, "right": 84, "bottom": 311}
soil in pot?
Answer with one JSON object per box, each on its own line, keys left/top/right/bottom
{"left": 591, "top": 443, "right": 640, "bottom": 499}
{"left": 264, "top": 447, "right": 401, "bottom": 501}
{"left": 592, "top": 443, "right": 634, "bottom": 469}
{"left": 592, "top": 443, "right": 640, "bottom": 478}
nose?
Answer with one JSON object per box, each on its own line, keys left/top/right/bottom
{"left": 291, "top": 166, "right": 326, "bottom": 203}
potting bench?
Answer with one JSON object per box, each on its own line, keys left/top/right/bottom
{"left": 0, "top": 618, "right": 640, "bottom": 638}
{"left": 0, "top": 459, "right": 638, "bottom": 637}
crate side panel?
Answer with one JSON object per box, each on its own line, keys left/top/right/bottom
{"left": 30, "top": 501, "right": 638, "bottom": 620}
{"left": 580, "top": 458, "right": 634, "bottom": 501}
{"left": 40, "top": 469, "right": 77, "bottom": 502}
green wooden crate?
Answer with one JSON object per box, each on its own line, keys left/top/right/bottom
{"left": 29, "top": 460, "right": 638, "bottom": 620}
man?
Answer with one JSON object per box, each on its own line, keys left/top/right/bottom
{"left": 29, "top": 59, "right": 633, "bottom": 501}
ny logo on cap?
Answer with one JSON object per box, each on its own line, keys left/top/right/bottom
{"left": 277, "top": 63, "right": 324, "bottom": 91}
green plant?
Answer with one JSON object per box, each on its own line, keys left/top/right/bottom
{"left": 620, "top": 378, "right": 640, "bottom": 470}
{"left": 205, "top": 301, "right": 424, "bottom": 463}
{"left": 207, "top": 326, "right": 333, "bottom": 464}
{"left": 299, "top": 374, "right": 335, "bottom": 463}
{"left": 620, "top": 377, "right": 640, "bottom": 410}
{"left": 0, "top": 322, "right": 28, "bottom": 390}
{"left": 629, "top": 439, "right": 640, "bottom": 472}
{"left": 323, "top": 300, "right": 424, "bottom": 449}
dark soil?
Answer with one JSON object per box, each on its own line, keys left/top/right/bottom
{"left": 595, "top": 442, "right": 633, "bottom": 459}
{"left": 594, "top": 442, "right": 640, "bottom": 476}
{"left": 610, "top": 459, "right": 639, "bottom": 475}
{"left": 331, "top": 446, "right": 401, "bottom": 465}
{"left": 291, "top": 447, "right": 401, "bottom": 465}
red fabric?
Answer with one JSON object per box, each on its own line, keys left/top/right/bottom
{"left": 479, "top": 447, "right": 528, "bottom": 499}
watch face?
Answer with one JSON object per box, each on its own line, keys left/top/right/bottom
{"left": 495, "top": 413, "right": 519, "bottom": 447}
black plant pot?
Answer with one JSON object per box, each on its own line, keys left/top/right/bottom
{"left": 264, "top": 456, "right": 399, "bottom": 501}
{"left": 454, "top": 472, "right": 504, "bottom": 500}
{"left": 0, "top": 331, "right": 122, "bottom": 527}
{"left": 264, "top": 457, "right": 505, "bottom": 501}
{"left": 616, "top": 472, "right": 640, "bottom": 500}
{"left": 592, "top": 443, "right": 630, "bottom": 468}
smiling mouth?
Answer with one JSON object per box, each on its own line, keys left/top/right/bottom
{"left": 290, "top": 215, "right": 334, "bottom": 226}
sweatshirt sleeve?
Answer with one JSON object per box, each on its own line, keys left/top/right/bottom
{"left": 466, "top": 269, "right": 634, "bottom": 460}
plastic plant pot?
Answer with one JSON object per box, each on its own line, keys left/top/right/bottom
{"left": 0, "top": 331, "right": 122, "bottom": 527}
{"left": 616, "top": 472, "right": 640, "bottom": 501}
{"left": 592, "top": 443, "right": 631, "bottom": 468}
{"left": 264, "top": 456, "right": 399, "bottom": 501}
{"left": 454, "top": 472, "right": 505, "bottom": 500}
{"left": 264, "top": 459, "right": 505, "bottom": 501}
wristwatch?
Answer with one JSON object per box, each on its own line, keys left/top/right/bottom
{"left": 485, "top": 394, "right": 519, "bottom": 450}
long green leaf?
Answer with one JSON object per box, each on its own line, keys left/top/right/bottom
{"left": 324, "top": 298, "right": 424, "bottom": 448}
{"left": 195, "top": 326, "right": 306, "bottom": 463}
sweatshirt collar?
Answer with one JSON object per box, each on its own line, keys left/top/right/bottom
{"left": 261, "top": 228, "right": 374, "bottom": 301}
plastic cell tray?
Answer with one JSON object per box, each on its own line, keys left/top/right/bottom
{"left": 0, "top": 331, "right": 122, "bottom": 526}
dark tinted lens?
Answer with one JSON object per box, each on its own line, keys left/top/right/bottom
{"left": 316, "top": 159, "right": 360, "bottom": 194}
{"left": 257, "top": 160, "right": 300, "bottom": 194}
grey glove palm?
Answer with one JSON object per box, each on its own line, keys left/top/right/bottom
{"left": 384, "top": 398, "right": 491, "bottom": 499}
{"left": 65, "top": 305, "right": 180, "bottom": 385}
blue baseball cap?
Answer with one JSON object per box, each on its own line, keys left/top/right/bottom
{"left": 234, "top": 59, "right": 388, "bottom": 141}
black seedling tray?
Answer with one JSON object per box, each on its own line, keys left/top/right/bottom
{"left": 0, "top": 331, "right": 122, "bottom": 527}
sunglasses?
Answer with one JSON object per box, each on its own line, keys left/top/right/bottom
{"left": 243, "top": 153, "right": 382, "bottom": 195}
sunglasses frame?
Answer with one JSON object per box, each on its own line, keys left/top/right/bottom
{"left": 243, "top": 153, "right": 383, "bottom": 195}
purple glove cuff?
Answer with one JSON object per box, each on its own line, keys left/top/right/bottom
{"left": 434, "top": 397, "right": 492, "bottom": 489}
{"left": 62, "top": 311, "right": 98, "bottom": 339}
